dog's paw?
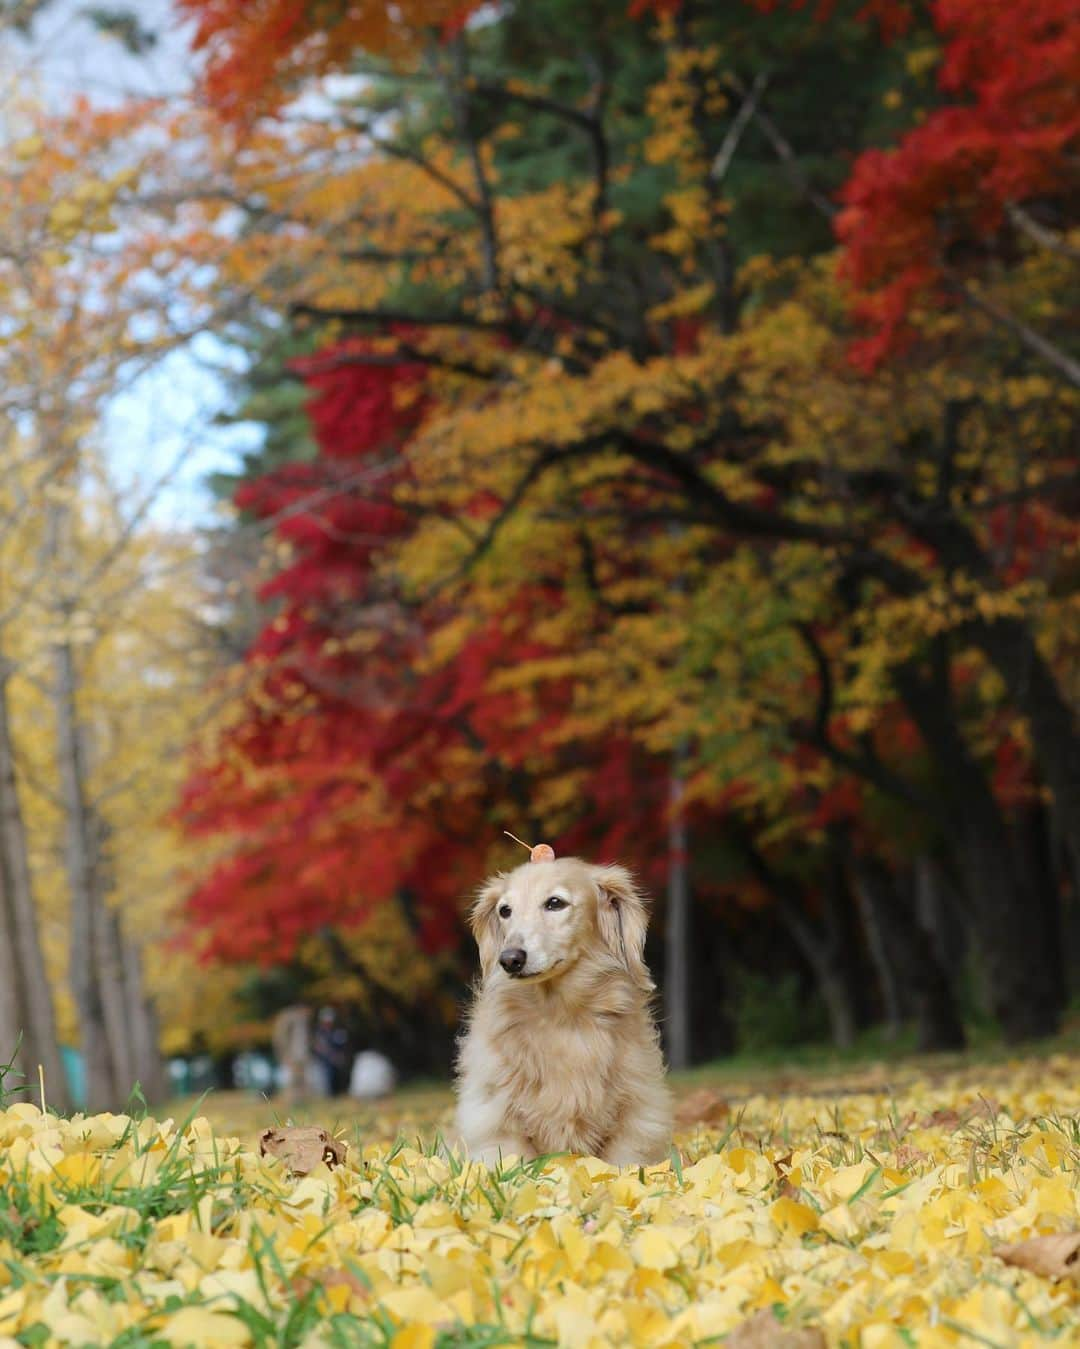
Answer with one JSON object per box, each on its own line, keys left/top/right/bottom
{"left": 467, "top": 1139, "right": 530, "bottom": 1168}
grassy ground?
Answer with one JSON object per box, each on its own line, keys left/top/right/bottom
{"left": 187, "top": 1021, "right": 1080, "bottom": 1148}
{"left": 2, "top": 1043, "right": 1080, "bottom": 1346}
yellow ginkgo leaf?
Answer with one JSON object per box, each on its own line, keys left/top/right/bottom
{"left": 389, "top": 1327, "right": 436, "bottom": 1349}
{"left": 771, "top": 1197, "right": 819, "bottom": 1238}
{"left": 629, "top": 1226, "right": 680, "bottom": 1269}
{"left": 158, "top": 1306, "right": 252, "bottom": 1347}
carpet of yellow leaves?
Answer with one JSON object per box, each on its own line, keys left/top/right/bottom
{"left": 1, "top": 1057, "right": 1079, "bottom": 1347}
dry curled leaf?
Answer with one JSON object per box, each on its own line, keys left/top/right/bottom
{"left": 674, "top": 1087, "right": 731, "bottom": 1126}
{"left": 994, "top": 1232, "right": 1080, "bottom": 1280}
{"left": 771, "top": 1151, "right": 799, "bottom": 1197}
{"left": 292, "top": 1267, "right": 369, "bottom": 1303}
{"left": 3, "top": 1205, "right": 36, "bottom": 1242}
{"left": 921, "top": 1098, "right": 1000, "bottom": 1132}
{"left": 727, "top": 1308, "right": 826, "bottom": 1348}
{"left": 921, "top": 1108, "right": 962, "bottom": 1130}
{"left": 259, "top": 1125, "right": 346, "bottom": 1175}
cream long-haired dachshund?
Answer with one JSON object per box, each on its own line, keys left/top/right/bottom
{"left": 454, "top": 855, "right": 672, "bottom": 1167}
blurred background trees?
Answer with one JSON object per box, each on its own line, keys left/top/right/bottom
{"left": 0, "top": 0, "right": 1076, "bottom": 1100}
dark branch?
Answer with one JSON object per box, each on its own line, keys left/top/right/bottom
{"left": 290, "top": 303, "right": 509, "bottom": 333}
{"left": 794, "top": 623, "right": 937, "bottom": 817}
{"left": 617, "top": 434, "right": 848, "bottom": 544}
{"left": 468, "top": 76, "right": 612, "bottom": 246}
{"left": 944, "top": 264, "right": 1080, "bottom": 389}
{"left": 726, "top": 75, "right": 837, "bottom": 221}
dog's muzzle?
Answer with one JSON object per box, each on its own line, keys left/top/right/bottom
{"left": 499, "top": 947, "right": 527, "bottom": 976}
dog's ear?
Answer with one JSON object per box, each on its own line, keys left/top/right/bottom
{"left": 593, "top": 864, "right": 652, "bottom": 990}
{"left": 469, "top": 874, "right": 506, "bottom": 978}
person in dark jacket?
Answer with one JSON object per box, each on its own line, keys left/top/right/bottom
{"left": 312, "top": 1007, "right": 351, "bottom": 1096}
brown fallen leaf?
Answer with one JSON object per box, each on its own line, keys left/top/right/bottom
{"left": 893, "top": 1143, "right": 930, "bottom": 1170}
{"left": 727, "top": 1308, "right": 826, "bottom": 1348}
{"left": 921, "top": 1108, "right": 962, "bottom": 1130}
{"left": 995, "top": 1232, "right": 1080, "bottom": 1280}
{"left": 3, "top": 1206, "right": 35, "bottom": 1241}
{"left": 259, "top": 1126, "right": 347, "bottom": 1175}
{"left": 920, "top": 1098, "right": 1000, "bottom": 1132}
{"left": 291, "top": 1267, "right": 369, "bottom": 1304}
{"left": 674, "top": 1087, "right": 731, "bottom": 1126}
{"left": 770, "top": 1152, "right": 799, "bottom": 1198}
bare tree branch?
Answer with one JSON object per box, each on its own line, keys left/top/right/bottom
{"left": 1007, "top": 204, "right": 1080, "bottom": 262}
{"left": 727, "top": 75, "right": 837, "bottom": 220}
{"left": 290, "top": 302, "right": 509, "bottom": 333}
{"left": 711, "top": 73, "right": 768, "bottom": 184}
{"left": 946, "top": 266, "right": 1080, "bottom": 389}
{"left": 441, "top": 35, "right": 500, "bottom": 292}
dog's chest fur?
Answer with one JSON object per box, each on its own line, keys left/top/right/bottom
{"left": 487, "top": 978, "right": 637, "bottom": 1156}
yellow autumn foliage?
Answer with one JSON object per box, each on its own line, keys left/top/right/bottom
{"left": 1, "top": 1056, "right": 1079, "bottom": 1345}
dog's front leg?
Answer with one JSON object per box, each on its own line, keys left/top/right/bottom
{"left": 600, "top": 1115, "right": 672, "bottom": 1169}
{"left": 601, "top": 1135, "right": 668, "bottom": 1167}
{"left": 438, "top": 1127, "right": 532, "bottom": 1167}
{"left": 467, "top": 1135, "right": 533, "bottom": 1167}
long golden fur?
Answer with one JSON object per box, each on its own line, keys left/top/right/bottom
{"left": 454, "top": 856, "right": 672, "bottom": 1166}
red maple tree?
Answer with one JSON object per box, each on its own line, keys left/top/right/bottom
{"left": 178, "top": 339, "right": 679, "bottom": 964}
{"left": 837, "top": 0, "right": 1080, "bottom": 367}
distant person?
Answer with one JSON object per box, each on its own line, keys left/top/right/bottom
{"left": 349, "top": 1050, "right": 397, "bottom": 1100}
{"left": 271, "top": 1004, "right": 312, "bottom": 1107}
{"left": 312, "top": 1007, "right": 351, "bottom": 1096}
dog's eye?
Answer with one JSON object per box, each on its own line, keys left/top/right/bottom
{"left": 543, "top": 896, "right": 568, "bottom": 912}
{"left": 498, "top": 904, "right": 512, "bottom": 919}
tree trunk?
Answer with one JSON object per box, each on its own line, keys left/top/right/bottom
{"left": 852, "top": 856, "right": 966, "bottom": 1052}
{"left": 816, "top": 968, "right": 858, "bottom": 1051}
{"left": 896, "top": 658, "right": 1062, "bottom": 1042}
{"left": 46, "top": 489, "right": 119, "bottom": 1112}
{"left": 1054, "top": 815, "right": 1080, "bottom": 1000}
{"left": 895, "top": 504, "right": 1080, "bottom": 875}
{"left": 0, "top": 854, "right": 27, "bottom": 1096}
{"left": 0, "top": 654, "right": 70, "bottom": 1110}
{"left": 913, "top": 854, "right": 967, "bottom": 974}
{"left": 88, "top": 812, "right": 154, "bottom": 1104}
{"left": 967, "top": 615, "right": 1080, "bottom": 875}
{"left": 690, "top": 915, "right": 735, "bottom": 1060}
{"left": 822, "top": 841, "right": 875, "bottom": 1032}
{"left": 53, "top": 635, "right": 117, "bottom": 1111}
{"left": 734, "top": 833, "right": 858, "bottom": 1049}
{"left": 854, "top": 863, "right": 907, "bottom": 1038}
{"left": 1015, "top": 802, "right": 1066, "bottom": 1014}
{"left": 95, "top": 900, "right": 135, "bottom": 1101}
{"left": 121, "top": 935, "right": 165, "bottom": 1105}
{"left": 664, "top": 759, "right": 691, "bottom": 1068}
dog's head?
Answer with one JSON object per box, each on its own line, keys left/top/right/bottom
{"left": 469, "top": 857, "right": 652, "bottom": 990}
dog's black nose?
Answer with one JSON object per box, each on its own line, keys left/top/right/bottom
{"left": 499, "top": 947, "right": 527, "bottom": 975}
